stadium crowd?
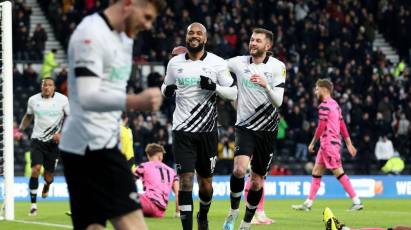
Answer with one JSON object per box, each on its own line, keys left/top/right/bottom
{"left": 12, "top": 0, "right": 411, "bottom": 175}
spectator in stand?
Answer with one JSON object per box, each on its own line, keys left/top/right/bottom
{"left": 375, "top": 136, "right": 395, "bottom": 169}
{"left": 276, "top": 114, "right": 288, "bottom": 155}
{"left": 392, "top": 112, "right": 410, "bottom": 156}
{"left": 294, "top": 121, "right": 310, "bottom": 161}
{"left": 55, "top": 67, "right": 68, "bottom": 96}
{"left": 31, "top": 24, "right": 48, "bottom": 61}
{"left": 22, "top": 64, "right": 39, "bottom": 88}
{"left": 356, "top": 134, "right": 374, "bottom": 175}
{"left": 40, "top": 49, "right": 59, "bottom": 79}
{"left": 15, "top": 25, "right": 30, "bottom": 61}
{"left": 216, "top": 134, "right": 235, "bottom": 175}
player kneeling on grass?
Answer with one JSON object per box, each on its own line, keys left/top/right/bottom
{"left": 134, "top": 143, "right": 180, "bottom": 218}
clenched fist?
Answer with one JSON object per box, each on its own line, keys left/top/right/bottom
{"left": 127, "top": 88, "right": 163, "bottom": 112}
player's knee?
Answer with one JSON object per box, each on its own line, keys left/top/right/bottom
{"left": 233, "top": 167, "right": 246, "bottom": 178}
{"left": 31, "top": 165, "right": 41, "bottom": 176}
{"left": 198, "top": 179, "right": 213, "bottom": 193}
{"left": 179, "top": 173, "right": 194, "bottom": 191}
{"left": 86, "top": 224, "right": 105, "bottom": 230}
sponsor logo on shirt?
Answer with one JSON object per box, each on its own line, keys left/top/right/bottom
{"left": 177, "top": 77, "right": 200, "bottom": 86}
{"left": 109, "top": 64, "right": 132, "bottom": 82}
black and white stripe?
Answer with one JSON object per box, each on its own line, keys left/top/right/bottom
{"left": 39, "top": 116, "right": 64, "bottom": 142}
{"left": 237, "top": 101, "right": 280, "bottom": 131}
{"left": 175, "top": 93, "right": 217, "bottom": 132}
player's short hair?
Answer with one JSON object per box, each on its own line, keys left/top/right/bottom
{"left": 252, "top": 28, "right": 273, "bottom": 45}
{"left": 316, "top": 78, "right": 334, "bottom": 92}
{"left": 145, "top": 143, "right": 165, "bottom": 157}
{"left": 142, "top": 0, "right": 166, "bottom": 12}
{"left": 42, "top": 77, "right": 55, "bottom": 84}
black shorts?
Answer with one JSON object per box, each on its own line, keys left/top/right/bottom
{"left": 61, "top": 148, "right": 140, "bottom": 230}
{"left": 172, "top": 131, "right": 218, "bottom": 178}
{"left": 234, "top": 127, "right": 276, "bottom": 176}
{"left": 30, "top": 139, "right": 59, "bottom": 173}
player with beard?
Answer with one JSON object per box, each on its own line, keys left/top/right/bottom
{"left": 222, "top": 28, "right": 286, "bottom": 230}
{"left": 161, "top": 22, "right": 237, "bottom": 230}
{"left": 291, "top": 79, "right": 363, "bottom": 212}
{"left": 59, "top": 0, "right": 165, "bottom": 229}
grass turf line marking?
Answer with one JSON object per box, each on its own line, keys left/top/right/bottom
{"left": 11, "top": 219, "right": 72, "bottom": 228}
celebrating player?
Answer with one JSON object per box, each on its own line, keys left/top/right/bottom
{"left": 134, "top": 143, "right": 179, "bottom": 218}
{"left": 223, "top": 28, "right": 286, "bottom": 230}
{"left": 292, "top": 79, "right": 363, "bottom": 211}
{"left": 161, "top": 22, "right": 237, "bottom": 230}
{"left": 59, "top": 0, "right": 166, "bottom": 229}
{"left": 19, "top": 77, "right": 69, "bottom": 216}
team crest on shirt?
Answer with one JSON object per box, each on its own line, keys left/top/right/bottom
{"left": 202, "top": 67, "right": 213, "bottom": 77}
{"left": 264, "top": 72, "right": 273, "bottom": 79}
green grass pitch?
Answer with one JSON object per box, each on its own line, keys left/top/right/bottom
{"left": 1, "top": 199, "right": 410, "bottom": 229}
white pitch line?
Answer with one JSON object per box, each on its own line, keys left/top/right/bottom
{"left": 11, "top": 219, "right": 72, "bottom": 229}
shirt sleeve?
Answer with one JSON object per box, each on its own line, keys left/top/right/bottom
{"left": 340, "top": 118, "right": 350, "bottom": 139}
{"left": 227, "top": 57, "right": 236, "bottom": 72}
{"left": 271, "top": 62, "right": 286, "bottom": 89}
{"left": 163, "top": 59, "right": 176, "bottom": 85}
{"left": 173, "top": 173, "right": 179, "bottom": 182}
{"left": 26, "top": 97, "right": 34, "bottom": 115}
{"left": 134, "top": 165, "right": 144, "bottom": 179}
{"left": 71, "top": 33, "right": 104, "bottom": 78}
{"left": 314, "top": 119, "right": 327, "bottom": 139}
{"left": 63, "top": 96, "right": 70, "bottom": 116}
{"left": 216, "top": 60, "right": 234, "bottom": 87}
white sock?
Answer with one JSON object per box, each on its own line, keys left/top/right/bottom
{"left": 230, "top": 208, "right": 239, "bottom": 214}
{"left": 342, "top": 227, "right": 351, "bottom": 230}
{"left": 31, "top": 203, "right": 37, "bottom": 209}
{"left": 352, "top": 196, "right": 361, "bottom": 205}
{"left": 304, "top": 199, "right": 313, "bottom": 207}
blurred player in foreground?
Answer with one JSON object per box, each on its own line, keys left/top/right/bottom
{"left": 59, "top": 0, "right": 166, "bottom": 229}
{"left": 292, "top": 79, "right": 363, "bottom": 212}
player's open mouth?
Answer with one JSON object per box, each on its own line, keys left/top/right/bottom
{"left": 189, "top": 39, "right": 200, "bottom": 46}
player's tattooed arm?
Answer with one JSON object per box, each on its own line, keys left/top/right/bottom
{"left": 19, "top": 113, "right": 34, "bottom": 132}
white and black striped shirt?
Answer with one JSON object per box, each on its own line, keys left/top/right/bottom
{"left": 27, "top": 92, "right": 70, "bottom": 142}
{"left": 228, "top": 55, "right": 286, "bottom": 132}
{"left": 164, "top": 52, "right": 233, "bottom": 132}
{"left": 60, "top": 13, "right": 133, "bottom": 155}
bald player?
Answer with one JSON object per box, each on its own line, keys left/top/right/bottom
{"left": 161, "top": 22, "right": 237, "bottom": 230}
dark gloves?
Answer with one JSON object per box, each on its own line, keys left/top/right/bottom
{"left": 164, "top": 84, "right": 177, "bottom": 98}
{"left": 200, "top": 75, "right": 216, "bottom": 91}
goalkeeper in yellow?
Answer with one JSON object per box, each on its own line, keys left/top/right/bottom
{"left": 120, "top": 113, "right": 136, "bottom": 171}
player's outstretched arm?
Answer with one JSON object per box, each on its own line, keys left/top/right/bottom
{"left": 19, "top": 113, "right": 34, "bottom": 131}
{"left": 200, "top": 76, "right": 238, "bottom": 101}
{"left": 340, "top": 119, "right": 357, "bottom": 157}
{"left": 172, "top": 179, "right": 180, "bottom": 217}
{"left": 126, "top": 88, "right": 162, "bottom": 112}
{"left": 77, "top": 77, "right": 161, "bottom": 112}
